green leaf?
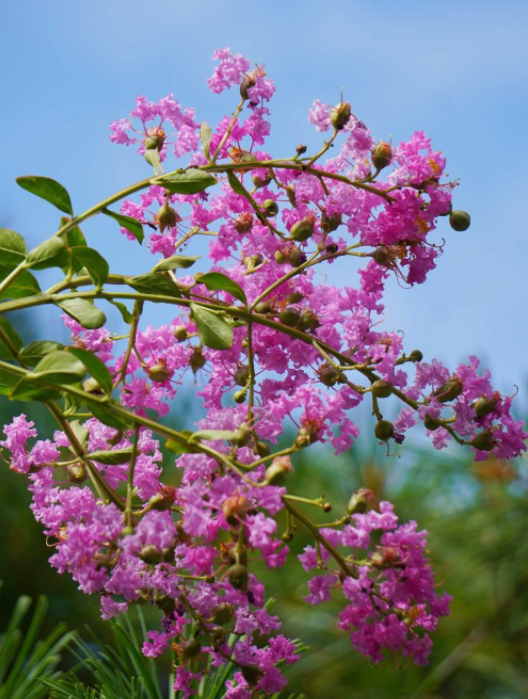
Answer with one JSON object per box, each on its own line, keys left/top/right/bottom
{"left": 66, "top": 347, "right": 113, "bottom": 395}
{"left": 56, "top": 298, "right": 107, "bottom": 329}
{"left": 26, "top": 237, "right": 66, "bottom": 270}
{"left": 89, "top": 402, "right": 134, "bottom": 430}
{"left": 0, "top": 229, "right": 27, "bottom": 270}
{"left": 190, "top": 303, "right": 233, "bottom": 350}
{"left": 0, "top": 270, "right": 41, "bottom": 300}
{"left": 10, "top": 378, "right": 62, "bottom": 402}
{"left": 190, "top": 429, "right": 240, "bottom": 442}
{"left": 165, "top": 434, "right": 200, "bottom": 455}
{"left": 151, "top": 255, "right": 200, "bottom": 273}
{"left": 19, "top": 340, "right": 64, "bottom": 366}
{"left": 102, "top": 209, "right": 144, "bottom": 244}
{"left": 127, "top": 273, "right": 181, "bottom": 298}
{"left": 0, "top": 368, "right": 19, "bottom": 395}
{"left": 109, "top": 300, "right": 135, "bottom": 325}
{"left": 88, "top": 448, "right": 133, "bottom": 465}
{"left": 197, "top": 272, "right": 247, "bottom": 305}
{"left": 16, "top": 175, "right": 73, "bottom": 215}
{"left": 71, "top": 247, "right": 109, "bottom": 289}
{"left": 144, "top": 148, "right": 162, "bottom": 175}
{"left": 200, "top": 121, "right": 212, "bottom": 160}
{"left": 0, "top": 317, "right": 23, "bottom": 359}
{"left": 59, "top": 216, "right": 87, "bottom": 247}
{"left": 152, "top": 168, "right": 217, "bottom": 195}
{"left": 31, "top": 349, "right": 86, "bottom": 384}
{"left": 69, "top": 420, "right": 90, "bottom": 450}
{"left": 226, "top": 170, "right": 248, "bottom": 198}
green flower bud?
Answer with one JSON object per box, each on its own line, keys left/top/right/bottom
{"left": 227, "top": 563, "right": 249, "bottom": 591}
{"left": 254, "top": 301, "right": 272, "bottom": 314}
{"left": 289, "top": 247, "right": 307, "bottom": 267}
{"left": 278, "top": 308, "right": 301, "bottom": 327}
{"left": 285, "top": 291, "right": 305, "bottom": 305}
{"left": 330, "top": 101, "right": 352, "bottom": 130}
{"left": 181, "top": 639, "right": 202, "bottom": 662}
{"left": 154, "top": 593, "right": 175, "bottom": 615}
{"left": 290, "top": 215, "right": 315, "bottom": 242}
{"left": 449, "top": 210, "right": 471, "bottom": 232}
{"left": 173, "top": 325, "right": 188, "bottom": 342}
{"left": 252, "top": 171, "right": 272, "bottom": 188}
{"left": 140, "top": 545, "right": 163, "bottom": 565}
{"left": 67, "top": 463, "right": 87, "bottom": 484}
{"left": 254, "top": 440, "right": 271, "bottom": 457}
{"left": 233, "top": 388, "right": 247, "bottom": 404}
{"left": 347, "top": 488, "right": 374, "bottom": 515}
{"left": 321, "top": 211, "right": 342, "bottom": 234}
{"left": 148, "top": 362, "right": 172, "bottom": 383}
{"left": 210, "top": 627, "right": 227, "bottom": 646}
{"left": 82, "top": 377, "right": 105, "bottom": 395}
{"left": 234, "top": 212, "right": 254, "bottom": 234}
{"left": 148, "top": 487, "right": 176, "bottom": 511}
{"left": 265, "top": 455, "right": 293, "bottom": 486}
{"left": 375, "top": 419, "right": 394, "bottom": 441}
{"left": 424, "top": 414, "right": 442, "bottom": 431}
{"left": 211, "top": 602, "right": 235, "bottom": 625}
{"left": 474, "top": 395, "right": 499, "bottom": 418}
{"left": 371, "top": 141, "right": 392, "bottom": 170}
{"left": 433, "top": 377, "right": 463, "bottom": 403}
{"left": 144, "top": 136, "right": 160, "bottom": 150}
{"left": 157, "top": 203, "right": 180, "bottom": 233}
{"left": 234, "top": 365, "right": 249, "bottom": 387}
{"left": 282, "top": 530, "right": 294, "bottom": 542}
{"left": 371, "top": 379, "right": 392, "bottom": 398}
{"left": 286, "top": 185, "right": 296, "bottom": 208}
{"left": 274, "top": 250, "right": 287, "bottom": 264}
{"left": 262, "top": 199, "right": 279, "bottom": 217}
{"left": 189, "top": 348, "right": 206, "bottom": 374}
{"left": 409, "top": 349, "right": 423, "bottom": 362}
{"left": 231, "top": 425, "right": 251, "bottom": 447}
{"left": 294, "top": 425, "right": 318, "bottom": 449}
{"left": 243, "top": 254, "right": 263, "bottom": 270}
{"left": 470, "top": 431, "right": 496, "bottom": 452}
{"left": 372, "top": 247, "right": 390, "bottom": 265}
{"left": 318, "top": 364, "right": 339, "bottom": 387}
{"left": 298, "top": 309, "right": 320, "bottom": 332}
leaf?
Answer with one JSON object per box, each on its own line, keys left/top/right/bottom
{"left": 102, "top": 209, "right": 144, "bottom": 244}
{"left": 0, "top": 316, "right": 23, "bottom": 359}
{"left": 26, "top": 237, "right": 67, "bottom": 270}
{"left": 144, "top": 148, "right": 162, "bottom": 175}
{"left": 10, "top": 378, "right": 62, "bottom": 402}
{"left": 127, "top": 273, "right": 181, "bottom": 298}
{"left": 151, "top": 255, "right": 200, "bottom": 273}
{"left": 31, "top": 349, "right": 87, "bottom": 384}
{"left": 197, "top": 272, "right": 247, "bottom": 305}
{"left": 190, "top": 303, "right": 233, "bottom": 350}
{"left": 20, "top": 340, "right": 64, "bottom": 366}
{"left": 152, "top": 168, "right": 217, "bottom": 195}
{"left": 0, "top": 228, "right": 27, "bottom": 270}
{"left": 67, "top": 347, "right": 113, "bottom": 395}
{"left": 190, "top": 429, "right": 240, "bottom": 442}
{"left": 56, "top": 298, "right": 107, "bottom": 329}
{"left": 109, "top": 299, "right": 135, "bottom": 325}
{"left": 89, "top": 402, "right": 134, "bottom": 430}
{"left": 165, "top": 434, "right": 200, "bottom": 455}
{"left": 71, "top": 247, "right": 109, "bottom": 289}
{"left": 226, "top": 170, "right": 249, "bottom": 198}
{"left": 16, "top": 175, "right": 73, "bottom": 215}
{"left": 88, "top": 448, "right": 133, "bottom": 465}
{"left": 69, "top": 420, "right": 90, "bottom": 449}
{"left": 0, "top": 270, "right": 41, "bottom": 300}
{"left": 200, "top": 121, "right": 212, "bottom": 160}
{"left": 59, "top": 217, "right": 87, "bottom": 275}
{"left": 0, "top": 368, "right": 19, "bottom": 395}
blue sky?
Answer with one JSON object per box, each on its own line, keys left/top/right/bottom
{"left": 1, "top": 0, "right": 527, "bottom": 396}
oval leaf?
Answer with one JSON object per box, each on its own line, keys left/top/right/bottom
{"left": 32, "top": 349, "right": 86, "bottom": 384}
{"left": 190, "top": 429, "right": 240, "bottom": 443}
{"left": 0, "top": 317, "right": 23, "bottom": 359}
{"left": 88, "top": 448, "right": 133, "bottom": 465}
{"left": 102, "top": 209, "right": 143, "bottom": 244}
{"left": 0, "top": 368, "right": 21, "bottom": 396}
{"left": 67, "top": 346, "right": 112, "bottom": 395}
{"left": 152, "top": 169, "right": 217, "bottom": 195}
{"left": 190, "top": 303, "right": 233, "bottom": 350}
{"left": 27, "top": 237, "right": 67, "bottom": 270}
{"left": 127, "top": 274, "right": 181, "bottom": 298}
{"left": 197, "top": 272, "right": 247, "bottom": 305}
{"left": 56, "top": 298, "right": 107, "bottom": 329}
{"left": 17, "top": 176, "right": 73, "bottom": 215}
{"left": 0, "top": 271, "right": 41, "bottom": 300}
{"left": 10, "top": 379, "right": 62, "bottom": 402}
{"left": 0, "top": 229, "right": 27, "bottom": 270}
{"left": 200, "top": 122, "right": 212, "bottom": 160}
{"left": 152, "top": 255, "right": 200, "bottom": 273}
{"left": 20, "top": 340, "right": 64, "bottom": 367}
{"left": 89, "top": 402, "right": 134, "bottom": 430}
{"left": 71, "top": 247, "right": 109, "bottom": 289}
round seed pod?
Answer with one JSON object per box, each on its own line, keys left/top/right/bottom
{"left": 449, "top": 210, "right": 471, "bottom": 231}
{"left": 227, "top": 563, "right": 249, "bottom": 591}
{"left": 262, "top": 199, "right": 279, "bottom": 217}
{"left": 254, "top": 301, "right": 272, "bottom": 314}
{"left": 319, "top": 364, "right": 339, "bottom": 387}
{"left": 67, "top": 463, "right": 87, "bottom": 484}
{"left": 470, "top": 431, "right": 495, "bottom": 451}
{"left": 211, "top": 603, "right": 235, "bottom": 625}
{"left": 371, "top": 380, "right": 392, "bottom": 398}
{"left": 290, "top": 216, "right": 315, "bottom": 242}
{"left": 173, "top": 325, "right": 188, "bottom": 342}
{"left": 374, "top": 419, "right": 394, "bottom": 441}
{"left": 409, "top": 349, "right": 423, "bottom": 362}
{"left": 278, "top": 308, "right": 301, "bottom": 327}
{"left": 274, "top": 250, "right": 287, "bottom": 265}
{"left": 148, "top": 362, "right": 172, "bottom": 383}
{"left": 140, "top": 545, "right": 163, "bottom": 565}
{"left": 372, "top": 247, "right": 390, "bottom": 265}
{"left": 233, "top": 388, "right": 247, "bottom": 404}
{"left": 298, "top": 309, "right": 320, "bottom": 332}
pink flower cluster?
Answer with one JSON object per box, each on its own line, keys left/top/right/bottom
{"left": 1, "top": 47, "right": 525, "bottom": 695}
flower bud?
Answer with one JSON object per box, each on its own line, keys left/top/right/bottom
{"left": 211, "top": 602, "right": 235, "bottom": 625}
{"left": 347, "top": 488, "right": 375, "bottom": 515}
{"left": 409, "top": 349, "right": 423, "bottom": 362}
{"left": 265, "top": 455, "right": 293, "bottom": 486}
{"left": 295, "top": 425, "right": 318, "bottom": 449}
{"left": 254, "top": 440, "right": 271, "bottom": 457}
{"left": 371, "top": 141, "right": 392, "bottom": 171}
{"left": 223, "top": 494, "right": 247, "bottom": 526}
{"left": 290, "top": 215, "right": 315, "bottom": 242}
{"left": 321, "top": 211, "right": 342, "bottom": 234}
{"left": 433, "top": 377, "right": 463, "bottom": 403}
{"left": 318, "top": 364, "right": 339, "bottom": 387}
{"left": 181, "top": 639, "right": 202, "bottom": 662}
{"left": 234, "top": 365, "right": 249, "bottom": 387}
{"left": 243, "top": 254, "right": 263, "bottom": 270}
{"left": 148, "top": 362, "right": 172, "bottom": 383}
{"left": 240, "top": 74, "right": 256, "bottom": 100}
{"left": 144, "top": 127, "right": 165, "bottom": 151}
{"left": 233, "top": 388, "right": 247, "bottom": 404}
{"left": 278, "top": 308, "right": 301, "bottom": 327}
{"left": 298, "top": 309, "right": 320, "bottom": 332}
{"left": 274, "top": 250, "right": 287, "bottom": 265}
{"left": 227, "top": 563, "right": 249, "bottom": 591}
{"left": 82, "top": 377, "right": 105, "bottom": 395}
{"left": 296, "top": 144, "right": 307, "bottom": 155}
{"left": 282, "top": 530, "right": 294, "bottom": 542}
{"left": 285, "top": 291, "right": 304, "bottom": 305}
{"left": 262, "top": 199, "right": 279, "bottom": 217}
{"left": 241, "top": 665, "right": 263, "bottom": 686}
{"left": 470, "top": 431, "right": 496, "bottom": 452}
{"left": 252, "top": 171, "right": 272, "bottom": 189}
{"left": 474, "top": 395, "right": 499, "bottom": 418}
{"left": 254, "top": 301, "right": 272, "bottom": 314}
{"left": 449, "top": 210, "right": 471, "bottom": 232}
{"left": 140, "top": 545, "right": 163, "bottom": 565}
{"left": 372, "top": 246, "right": 390, "bottom": 266}
{"left": 157, "top": 203, "right": 180, "bottom": 233}
{"left": 173, "top": 325, "right": 188, "bottom": 342}
{"left": 424, "top": 414, "right": 442, "bottom": 431}
{"left": 371, "top": 380, "right": 392, "bottom": 398}
{"left": 189, "top": 348, "right": 206, "bottom": 374}
{"left": 148, "top": 486, "right": 177, "bottom": 511}
{"left": 289, "top": 247, "right": 307, "bottom": 267}
{"left": 67, "top": 463, "right": 87, "bottom": 484}
{"left": 375, "top": 419, "right": 394, "bottom": 441}
{"left": 330, "top": 101, "right": 352, "bottom": 130}
{"left": 234, "top": 212, "right": 254, "bottom": 234}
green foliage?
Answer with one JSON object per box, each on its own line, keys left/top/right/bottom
{"left": 190, "top": 304, "right": 233, "bottom": 349}
{"left": 152, "top": 169, "right": 217, "bottom": 195}
{"left": 151, "top": 255, "right": 200, "bottom": 273}
{"left": 101, "top": 209, "right": 144, "bottom": 245}
{"left": 16, "top": 176, "right": 73, "bottom": 215}
{"left": 196, "top": 273, "right": 247, "bottom": 305}
{"left": 56, "top": 298, "right": 107, "bottom": 330}
{"left": 0, "top": 583, "right": 73, "bottom": 699}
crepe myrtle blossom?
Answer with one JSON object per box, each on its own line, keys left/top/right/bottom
{"left": 0, "top": 46, "right": 525, "bottom": 697}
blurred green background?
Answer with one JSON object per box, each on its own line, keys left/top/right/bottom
{"left": 1, "top": 337, "right": 527, "bottom": 698}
